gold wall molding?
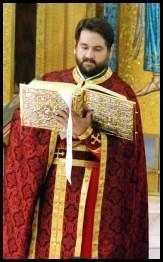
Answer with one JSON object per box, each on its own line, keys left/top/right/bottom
{"left": 3, "top": 3, "right": 16, "bottom": 105}
{"left": 35, "top": 3, "right": 96, "bottom": 77}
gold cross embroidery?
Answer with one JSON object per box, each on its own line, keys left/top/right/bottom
{"left": 54, "top": 149, "right": 65, "bottom": 159}
{"left": 91, "top": 133, "right": 101, "bottom": 145}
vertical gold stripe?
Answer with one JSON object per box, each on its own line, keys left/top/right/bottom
{"left": 44, "top": 4, "right": 66, "bottom": 72}
{"left": 74, "top": 167, "right": 93, "bottom": 257}
{"left": 49, "top": 161, "right": 67, "bottom": 258}
{"left": 28, "top": 200, "right": 40, "bottom": 258}
{"left": 46, "top": 130, "right": 58, "bottom": 176}
{"left": 92, "top": 132, "right": 108, "bottom": 258}
{"left": 3, "top": 3, "right": 16, "bottom": 105}
{"left": 28, "top": 131, "right": 58, "bottom": 258}
{"left": 35, "top": 3, "right": 46, "bottom": 77}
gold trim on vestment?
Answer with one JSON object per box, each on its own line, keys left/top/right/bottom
{"left": 47, "top": 131, "right": 58, "bottom": 166}
{"left": 73, "top": 142, "right": 101, "bottom": 155}
{"left": 57, "top": 143, "right": 100, "bottom": 155}
{"left": 53, "top": 158, "right": 99, "bottom": 169}
{"left": 72, "top": 67, "right": 113, "bottom": 85}
{"left": 28, "top": 131, "right": 58, "bottom": 258}
{"left": 89, "top": 146, "right": 101, "bottom": 154}
{"left": 77, "top": 126, "right": 93, "bottom": 140}
{"left": 49, "top": 162, "right": 67, "bottom": 258}
{"left": 73, "top": 144, "right": 89, "bottom": 151}
{"left": 74, "top": 168, "right": 93, "bottom": 257}
{"left": 60, "top": 143, "right": 90, "bottom": 152}
{"left": 92, "top": 132, "right": 108, "bottom": 258}
{"left": 28, "top": 200, "right": 40, "bottom": 258}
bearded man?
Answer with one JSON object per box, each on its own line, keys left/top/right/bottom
{"left": 3, "top": 17, "right": 148, "bottom": 259}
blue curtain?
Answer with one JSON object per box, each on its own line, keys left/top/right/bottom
{"left": 103, "top": 3, "right": 119, "bottom": 72}
{"left": 144, "top": 3, "right": 160, "bottom": 73}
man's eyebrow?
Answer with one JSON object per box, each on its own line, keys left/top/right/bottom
{"left": 80, "top": 43, "right": 104, "bottom": 48}
{"left": 80, "top": 43, "right": 88, "bottom": 46}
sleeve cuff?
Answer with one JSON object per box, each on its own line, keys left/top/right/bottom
{"left": 77, "top": 126, "right": 93, "bottom": 140}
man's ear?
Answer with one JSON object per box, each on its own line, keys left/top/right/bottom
{"left": 108, "top": 44, "right": 114, "bottom": 60}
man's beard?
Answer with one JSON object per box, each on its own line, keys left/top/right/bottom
{"left": 75, "top": 56, "right": 108, "bottom": 78}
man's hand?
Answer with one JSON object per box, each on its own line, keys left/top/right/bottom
{"left": 72, "top": 110, "right": 93, "bottom": 138}
{"left": 54, "top": 109, "right": 69, "bottom": 130}
{"left": 55, "top": 109, "right": 93, "bottom": 138}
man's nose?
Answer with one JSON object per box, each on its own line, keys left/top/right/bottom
{"left": 85, "top": 49, "right": 95, "bottom": 59}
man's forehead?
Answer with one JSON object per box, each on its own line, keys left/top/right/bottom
{"left": 78, "top": 30, "right": 106, "bottom": 46}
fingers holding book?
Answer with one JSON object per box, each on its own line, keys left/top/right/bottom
{"left": 55, "top": 109, "right": 69, "bottom": 130}
{"left": 54, "top": 108, "right": 93, "bottom": 138}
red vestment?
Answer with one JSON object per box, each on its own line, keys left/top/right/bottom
{"left": 3, "top": 67, "right": 148, "bottom": 259}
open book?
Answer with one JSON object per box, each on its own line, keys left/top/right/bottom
{"left": 20, "top": 79, "right": 136, "bottom": 141}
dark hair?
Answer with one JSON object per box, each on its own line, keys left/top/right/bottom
{"left": 75, "top": 17, "right": 114, "bottom": 49}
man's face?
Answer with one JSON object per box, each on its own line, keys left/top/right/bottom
{"left": 75, "top": 30, "right": 111, "bottom": 77}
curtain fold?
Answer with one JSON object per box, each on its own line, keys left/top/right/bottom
{"left": 144, "top": 3, "right": 160, "bottom": 73}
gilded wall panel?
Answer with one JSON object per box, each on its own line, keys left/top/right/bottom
{"left": 3, "top": 4, "right": 16, "bottom": 105}
{"left": 138, "top": 92, "right": 160, "bottom": 135}
{"left": 36, "top": 4, "right": 66, "bottom": 76}
{"left": 44, "top": 4, "right": 66, "bottom": 73}
{"left": 36, "top": 3, "right": 95, "bottom": 76}
{"left": 35, "top": 4, "right": 46, "bottom": 77}
{"left": 118, "top": 3, "right": 159, "bottom": 134}
{"left": 65, "top": 3, "right": 96, "bottom": 68}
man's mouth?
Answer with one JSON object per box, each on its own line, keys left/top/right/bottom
{"left": 83, "top": 61, "right": 96, "bottom": 66}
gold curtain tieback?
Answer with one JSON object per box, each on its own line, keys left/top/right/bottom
{"left": 77, "top": 126, "right": 93, "bottom": 140}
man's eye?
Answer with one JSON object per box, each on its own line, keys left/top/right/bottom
{"left": 95, "top": 48, "right": 102, "bottom": 52}
{"left": 82, "top": 46, "right": 88, "bottom": 50}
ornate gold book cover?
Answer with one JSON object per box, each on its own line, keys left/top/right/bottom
{"left": 20, "top": 80, "right": 136, "bottom": 141}
{"left": 20, "top": 80, "right": 83, "bottom": 132}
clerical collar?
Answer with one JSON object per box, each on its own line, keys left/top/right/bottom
{"left": 73, "top": 66, "right": 113, "bottom": 85}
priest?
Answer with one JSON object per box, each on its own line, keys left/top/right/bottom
{"left": 3, "top": 17, "right": 148, "bottom": 259}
